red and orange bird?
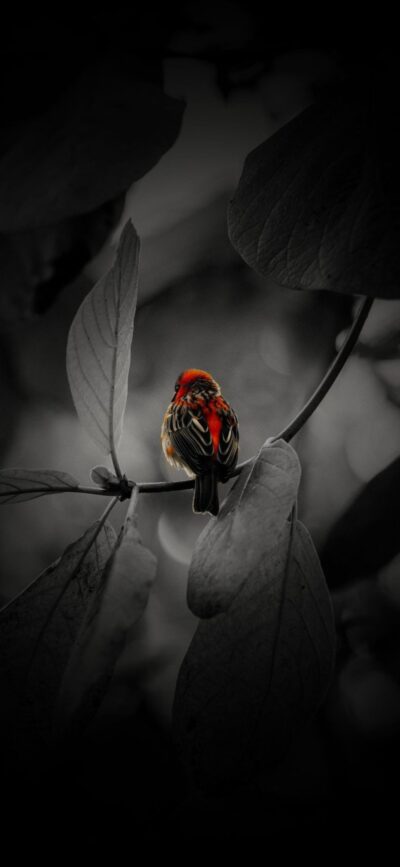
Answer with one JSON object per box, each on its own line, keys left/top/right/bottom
{"left": 161, "top": 369, "right": 239, "bottom": 516}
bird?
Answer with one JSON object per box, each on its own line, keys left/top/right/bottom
{"left": 161, "top": 368, "right": 239, "bottom": 516}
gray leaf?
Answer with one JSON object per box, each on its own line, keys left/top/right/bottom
{"left": 228, "top": 83, "right": 400, "bottom": 299}
{"left": 66, "top": 219, "right": 139, "bottom": 455}
{"left": 0, "top": 63, "right": 185, "bottom": 232}
{"left": 0, "top": 520, "right": 117, "bottom": 758}
{"left": 90, "top": 465, "right": 120, "bottom": 488}
{"left": 188, "top": 439, "right": 301, "bottom": 618}
{"left": 55, "top": 488, "right": 157, "bottom": 738}
{"left": 173, "top": 440, "right": 335, "bottom": 793}
{"left": 0, "top": 467, "right": 79, "bottom": 504}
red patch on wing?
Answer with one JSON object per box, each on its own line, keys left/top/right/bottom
{"left": 175, "top": 387, "right": 186, "bottom": 402}
{"left": 202, "top": 403, "right": 222, "bottom": 455}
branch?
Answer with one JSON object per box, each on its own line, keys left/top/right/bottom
{"left": 271, "top": 296, "right": 374, "bottom": 444}
{"left": 2, "top": 297, "right": 373, "bottom": 503}
{"left": 138, "top": 295, "right": 374, "bottom": 492}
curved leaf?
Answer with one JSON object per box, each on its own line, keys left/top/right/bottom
{"left": 173, "top": 440, "right": 335, "bottom": 793}
{"left": 0, "top": 62, "right": 185, "bottom": 231}
{"left": 90, "top": 465, "right": 120, "bottom": 488}
{"left": 66, "top": 219, "right": 139, "bottom": 457}
{"left": 55, "top": 487, "right": 157, "bottom": 738}
{"left": 188, "top": 440, "right": 301, "bottom": 618}
{"left": 228, "top": 83, "right": 400, "bottom": 299}
{"left": 0, "top": 468, "right": 79, "bottom": 504}
{"left": 0, "top": 520, "right": 117, "bottom": 756}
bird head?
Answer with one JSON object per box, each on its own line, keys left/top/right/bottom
{"left": 173, "top": 368, "right": 221, "bottom": 401}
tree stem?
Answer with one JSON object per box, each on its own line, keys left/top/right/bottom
{"left": 110, "top": 447, "right": 123, "bottom": 481}
{"left": 2, "top": 297, "right": 373, "bottom": 502}
{"left": 138, "top": 295, "right": 374, "bottom": 491}
{"left": 271, "top": 296, "right": 374, "bottom": 444}
{"left": 98, "top": 495, "right": 120, "bottom": 522}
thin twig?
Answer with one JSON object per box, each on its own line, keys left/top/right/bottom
{"left": 110, "top": 448, "right": 123, "bottom": 481}
{"left": 138, "top": 295, "right": 374, "bottom": 491}
{"left": 0, "top": 485, "right": 120, "bottom": 503}
{"left": 271, "top": 296, "right": 374, "bottom": 444}
{"left": 97, "top": 495, "right": 120, "bottom": 523}
{"left": 1, "top": 297, "right": 374, "bottom": 502}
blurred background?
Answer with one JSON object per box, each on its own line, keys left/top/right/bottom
{"left": 0, "top": 13, "right": 399, "bottom": 846}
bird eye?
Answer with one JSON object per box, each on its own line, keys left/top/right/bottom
{"left": 174, "top": 384, "right": 179, "bottom": 392}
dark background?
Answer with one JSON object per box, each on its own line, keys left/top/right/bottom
{"left": 0, "top": 10, "right": 399, "bottom": 850}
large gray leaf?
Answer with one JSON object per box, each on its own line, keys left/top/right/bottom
{"left": 188, "top": 440, "right": 301, "bottom": 618}
{"left": 0, "top": 57, "right": 183, "bottom": 324}
{"left": 0, "top": 468, "right": 79, "bottom": 504}
{"left": 228, "top": 83, "right": 400, "bottom": 299}
{"left": 55, "top": 488, "right": 157, "bottom": 739}
{"left": 0, "top": 62, "right": 184, "bottom": 232}
{"left": 0, "top": 520, "right": 116, "bottom": 758}
{"left": 173, "top": 439, "right": 335, "bottom": 793}
{"left": 66, "top": 219, "right": 139, "bottom": 456}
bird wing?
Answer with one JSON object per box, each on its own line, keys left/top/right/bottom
{"left": 166, "top": 402, "right": 214, "bottom": 476}
{"left": 217, "top": 406, "right": 239, "bottom": 472}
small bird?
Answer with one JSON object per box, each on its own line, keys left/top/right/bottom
{"left": 161, "top": 368, "right": 239, "bottom": 516}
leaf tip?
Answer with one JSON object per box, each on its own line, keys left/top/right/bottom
{"left": 118, "top": 217, "right": 140, "bottom": 250}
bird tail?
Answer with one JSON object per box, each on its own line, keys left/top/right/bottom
{"left": 193, "top": 470, "right": 219, "bottom": 516}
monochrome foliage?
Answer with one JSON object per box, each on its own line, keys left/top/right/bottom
{"left": 229, "top": 83, "right": 400, "bottom": 299}
{"left": 66, "top": 220, "right": 140, "bottom": 463}
{"left": 174, "top": 440, "right": 335, "bottom": 791}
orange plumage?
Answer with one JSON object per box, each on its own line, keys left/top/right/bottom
{"left": 161, "top": 369, "right": 239, "bottom": 516}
